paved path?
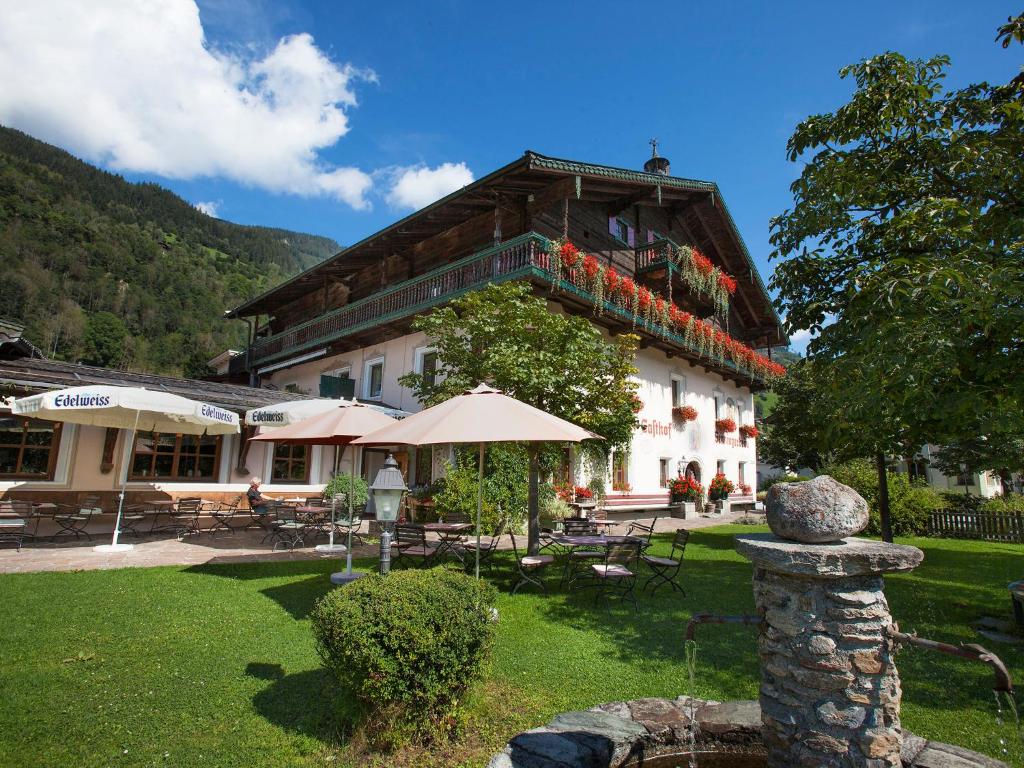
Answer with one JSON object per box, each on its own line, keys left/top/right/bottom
{"left": 0, "top": 511, "right": 751, "bottom": 575}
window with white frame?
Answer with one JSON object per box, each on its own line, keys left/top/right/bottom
{"left": 414, "top": 346, "right": 439, "bottom": 389}
{"left": 363, "top": 357, "right": 384, "bottom": 400}
{"left": 659, "top": 458, "right": 670, "bottom": 487}
{"left": 670, "top": 374, "right": 686, "bottom": 408}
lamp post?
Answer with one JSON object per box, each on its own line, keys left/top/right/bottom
{"left": 369, "top": 453, "right": 408, "bottom": 575}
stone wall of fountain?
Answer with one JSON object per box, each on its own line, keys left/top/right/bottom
{"left": 488, "top": 476, "right": 1008, "bottom": 768}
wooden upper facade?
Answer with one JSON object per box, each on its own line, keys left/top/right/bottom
{"left": 226, "top": 151, "right": 786, "bottom": 387}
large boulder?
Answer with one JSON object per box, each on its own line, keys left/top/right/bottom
{"left": 766, "top": 475, "right": 869, "bottom": 543}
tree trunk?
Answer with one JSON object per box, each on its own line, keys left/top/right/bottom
{"left": 527, "top": 444, "right": 541, "bottom": 554}
{"left": 876, "top": 451, "right": 893, "bottom": 543}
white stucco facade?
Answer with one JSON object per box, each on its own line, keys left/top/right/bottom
{"left": 260, "top": 330, "right": 759, "bottom": 497}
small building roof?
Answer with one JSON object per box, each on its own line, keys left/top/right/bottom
{"left": 0, "top": 357, "right": 313, "bottom": 412}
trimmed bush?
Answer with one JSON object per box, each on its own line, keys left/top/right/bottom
{"left": 310, "top": 568, "right": 497, "bottom": 747}
{"left": 824, "top": 458, "right": 944, "bottom": 536}
{"left": 982, "top": 495, "right": 1024, "bottom": 513}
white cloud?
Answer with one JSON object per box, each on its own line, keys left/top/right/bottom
{"left": 194, "top": 200, "right": 219, "bottom": 217}
{"left": 0, "top": 1, "right": 375, "bottom": 209}
{"left": 386, "top": 162, "right": 475, "bottom": 210}
{"left": 787, "top": 328, "right": 813, "bottom": 353}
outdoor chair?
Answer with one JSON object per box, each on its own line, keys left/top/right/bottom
{"left": 391, "top": 524, "right": 436, "bottom": 568}
{"left": 0, "top": 500, "right": 30, "bottom": 551}
{"left": 509, "top": 531, "right": 554, "bottom": 595}
{"left": 168, "top": 498, "right": 202, "bottom": 538}
{"left": 119, "top": 503, "right": 150, "bottom": 538}
{"left": 591, "top": 540, "right": 643, "bottom": 610}
{"left": 271, "top": 519, "right": 308, "bottom": 551}
{"left": 208, "top": 498, "right": 241, "bottom": 536}
{"left": 245, "top": 498, "right": 281, "bottom": 540}
{"left": 458, "top": 518, "right": 507, "bottom": 574}
{"left": 335, "top": 502, "right": 368, "bottom": 546}
{"left": 54, "top": 495, "right": 102, "bottom": 541}
{"left": 625, "top": 516, "right": 659, "bottom": 552}
{"left": 563, "top": 518, "right": 597, "bottom": 535}
{"left": 642, "top": 529, "right": 689, "bottom": 595}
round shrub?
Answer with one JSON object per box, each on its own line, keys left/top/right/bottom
{"left": 323, "top": 472, "right": 369, "bottom": 508}
{"left": 310, "top": 568, "right": 497, "bottom": 746}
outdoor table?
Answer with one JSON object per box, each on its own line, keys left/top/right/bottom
{"left": 420, "top": 522, "right": 473, "bottom": 563}
{"left": 141, "top": 500, "right": 177, "bottom": 534}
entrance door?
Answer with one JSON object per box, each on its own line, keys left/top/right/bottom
{"left": 684, "top": 461, "right": 702, "bottom": 484}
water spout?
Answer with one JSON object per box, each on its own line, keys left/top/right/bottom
{"left": 684, "top": 613, "right": 761, "bottom": 642}
{"left": 887, "top": 623, "right": 1014, "bottom": 693}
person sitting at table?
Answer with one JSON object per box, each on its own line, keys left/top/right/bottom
{"left": 247, "top": 477, "right": 271, "bottom": 515}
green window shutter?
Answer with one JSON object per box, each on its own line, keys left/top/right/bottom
{"left": 319, "top": 375, "right": 355, "bottom": 399}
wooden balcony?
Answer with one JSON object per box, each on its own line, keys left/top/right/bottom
{"left": 242, "top": 232, "right": 774, "bottom": 385}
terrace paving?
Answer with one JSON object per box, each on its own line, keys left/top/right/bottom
{"left": 0, "top": 510, "right": 747, "bottom": 575}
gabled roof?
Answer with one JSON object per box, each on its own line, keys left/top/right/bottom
{"left": 227, "top": 151, "right": 783, "bottom": 342}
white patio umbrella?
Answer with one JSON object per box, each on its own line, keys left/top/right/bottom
{"left": 245, "top": 398, "right": 410, "bottom": 428}
{"left": 353, "top": 383, "right": 602, "bottom": 578}
{"left": 11, "top": 385, "right": 240, "bottom": 552}
{"left": 249, "top": 403, "right": 397, "bottom": 582}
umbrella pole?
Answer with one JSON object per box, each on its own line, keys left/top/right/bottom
{"left": 475, "top": 442, "right": 484, "bottom": 580}
{"left": 109, "top": 410, "right": 140, "bottom": 550}
{"left": 345, "top": 447, "right": 356, "bottom": 575}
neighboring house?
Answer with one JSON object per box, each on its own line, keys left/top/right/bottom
{"left": 896, "top": 444, "right": 1020, "bottom": 499}
{"left": 222, "top": 150, "right": 787, "bottom": 500}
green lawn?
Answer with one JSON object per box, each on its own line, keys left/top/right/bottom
{"left": 1, "top": 525, "right": 1022, "bottom": 767}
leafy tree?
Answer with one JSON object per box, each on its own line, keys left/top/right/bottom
{"left": 931, "top": 428, "right": 1024, "bottom": 497}
{"left": 400, "top": 282, "right": 638, "bottom": 553}
{"left": 81, "top": 312, "right": 128, "bottom": 368}
{"left": 768, "top": 22, "right": 1024, "bottom": 538}
{"left": 757, "top": 360, "right": 829, "bottom": 474}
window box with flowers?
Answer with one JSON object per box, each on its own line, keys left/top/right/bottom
{"left": 714, "top": 417, "right": 736, "bottom": 435}
{"left": 672, "top": 405, "right": 698, "bottom": 423}
{"left": 739, "top": 424, "right": 758, "bottom": 444}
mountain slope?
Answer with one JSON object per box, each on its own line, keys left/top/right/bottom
{"left": 0, "top": 125, "right": 339, "bottom": 375}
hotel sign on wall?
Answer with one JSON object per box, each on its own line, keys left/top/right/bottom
{"left": 636, "top": 418, "right": 672, "bottom": 438}
{"left": 634, "top": 417, "right": 705, "bottom": 452}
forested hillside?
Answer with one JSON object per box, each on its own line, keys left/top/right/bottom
{"left": 0, "top": 126, "right": 338, "bottom": 375}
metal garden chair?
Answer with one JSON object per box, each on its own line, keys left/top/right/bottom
{"left": 391, "top": 524, "right": 436, "bottom": 568}
{"left": 510, "top": 531, "right": 554, "bottom": 595}
{"left": 54, "top": 495, "right": 102, "bottom": 541}
{"left": 642, "top": 528, "right": 690, "bottom": 595}
{"left": 625, "top": 516, "right": 659, "bottom": 552}
{"left": 458, "top": 517, "right": 507, "bottom": 574}
{"left": 591, "top": 539, "right": 643, "bottom": 610}
{"left": 0, "top": 500, "right": 30, "bottom": 551}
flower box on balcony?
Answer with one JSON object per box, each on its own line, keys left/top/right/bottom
{"left": 739, "top": 424, "right": 758, "bottom": 439}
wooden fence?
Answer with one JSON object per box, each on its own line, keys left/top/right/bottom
{"left": 927, "top": 509, "right": 1024, "bottom": 543}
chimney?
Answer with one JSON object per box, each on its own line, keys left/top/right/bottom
{"left": 643, "top": 138, "right": 670, "bottom": 175}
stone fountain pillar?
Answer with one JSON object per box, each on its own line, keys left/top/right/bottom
{"left": 736, "top": 476, "right": 924, "bottom": 768}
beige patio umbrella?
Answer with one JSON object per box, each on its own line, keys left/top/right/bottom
{"left": 353, "top": 383, "right": 601, "bottom": 578}
{"left": 249, "top": 402, "right": 397, "bottom": 582}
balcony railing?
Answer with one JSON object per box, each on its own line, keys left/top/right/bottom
{"left": 242, "top": 231, "right": 776, "bottom": 383}
{"left": 247, "top": 233, "right": 547, "bottom": 368}
{"left": 635, "top": 237, "right": 733, "bottom": 316}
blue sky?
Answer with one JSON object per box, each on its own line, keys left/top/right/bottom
{"left": 1, "top": 1, "right": 1019, "bottom": 351}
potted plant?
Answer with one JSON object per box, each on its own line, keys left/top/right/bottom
{"left": 669, "top": 475, "right": 703, "bottom": 519}
{"left": 708, "top": 472, "right": 736, "bottom": 513}
{"left": 672, "top": 404, "right": 698, "bottom": 423}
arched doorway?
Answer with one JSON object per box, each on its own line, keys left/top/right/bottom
{"left": 684, "top": 460, "right": 702, "bottom": 484}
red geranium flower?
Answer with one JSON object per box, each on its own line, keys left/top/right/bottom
{"left": 739, "top": 424, "right": 759, "bottom": 439}
{"left": 582, "top": 253, "right": 600, "bottom": 280}
{"left": 692, "top": 249, "right": 714, "bottom": 276}
{"left": 559, "top": 241, "right": 580, "bottom": 268}
{"left": 637, "top": 287, "right": 652, "bottom": 312}
{"left": 718, "top": 273, "right": 737, "bottom": 294}
{"left": 714, "top": 417, "right": 737, "bottom": 433}
{"left": 604, "top": 267, "right": 620, "bottom": 293}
